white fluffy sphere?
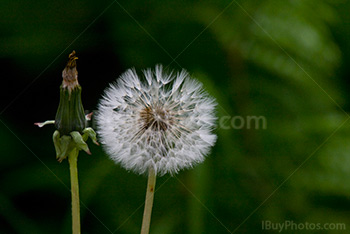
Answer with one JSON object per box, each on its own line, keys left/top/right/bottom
{"left": 96, "top": 65, "right": 217, "bottom": 176}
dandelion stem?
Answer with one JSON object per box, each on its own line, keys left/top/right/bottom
{"left": 141, "top": 167, "right": 157, "bottom": 234}
{"left": 68, "top": 148, "right": 81, "bottom": 234}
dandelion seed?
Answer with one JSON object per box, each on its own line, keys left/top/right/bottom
{"left": 96, "top": 65, "right": 217, "bottom": 176}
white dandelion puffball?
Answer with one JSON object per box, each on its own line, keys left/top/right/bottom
{"left": 96, "top": 65, "right": 217, "bottom": 176}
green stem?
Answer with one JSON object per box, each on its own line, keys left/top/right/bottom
{"left": 68, "top": 149, "right": 81, "bottom": 234}
{"left": 140, "top": 167, "right": 157, "bottom": 234}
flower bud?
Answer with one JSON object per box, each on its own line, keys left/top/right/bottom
{"left": 35, "top": 51, "right": 98, "bottom": 162}
{"left": 55, "top": 51, "right": 86, "bottom": 135}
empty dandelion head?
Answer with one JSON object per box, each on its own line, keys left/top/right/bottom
{"left": 96, "top": 65, "right": 217, "bottom": 176}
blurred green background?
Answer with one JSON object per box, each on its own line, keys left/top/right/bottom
{"left": 2, "top": 0, "right": 350, "bottom": 233}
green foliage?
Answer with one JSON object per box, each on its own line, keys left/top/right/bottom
{"left": 1, "top": 0, "right": 350, "bottom": 233}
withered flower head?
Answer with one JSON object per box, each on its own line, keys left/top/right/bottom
{"left": 62, "top": 50, "right": 79, "bottom": 94}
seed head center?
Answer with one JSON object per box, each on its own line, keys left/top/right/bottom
{"left": 140, "top": 106, "right": 170, "bottom": 131}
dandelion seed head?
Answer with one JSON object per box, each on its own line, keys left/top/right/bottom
{"left": 96, "top": 65, "right": 217, "bottom": 176}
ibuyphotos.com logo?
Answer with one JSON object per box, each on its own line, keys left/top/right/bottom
{"left": 262, "top": 220, "right": 346, "bottom": 232}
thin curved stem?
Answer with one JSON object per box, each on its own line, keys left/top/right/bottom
{"left": 68, "top": 148, "right": 81, "bottom": 234}
{"left": 140, "top": 167, "right": 157, "bottom": 234}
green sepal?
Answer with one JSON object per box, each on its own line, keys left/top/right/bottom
{"left": 35, "top": 120, "right": 55, "bottom": 128}
{"left": 82, "top": 128, "right": 99, "bottom": 145}
{"left": 53, "top": 130, "right": 75, "bottom": 162}
{"left": 71, "top": 131, "right": 91, "bottom": 155}
{"left": 52, "top": 127, "right": 98, "bottom": 162}
{"left": 59, "top": 135, "right": 73, "bottom": 161}
{"left": 53, "top": 130, "right": 61, "bottom": 158}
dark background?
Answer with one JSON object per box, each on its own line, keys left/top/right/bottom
{"left": 2, "top": 0, "right": 350, "bottom": 233}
